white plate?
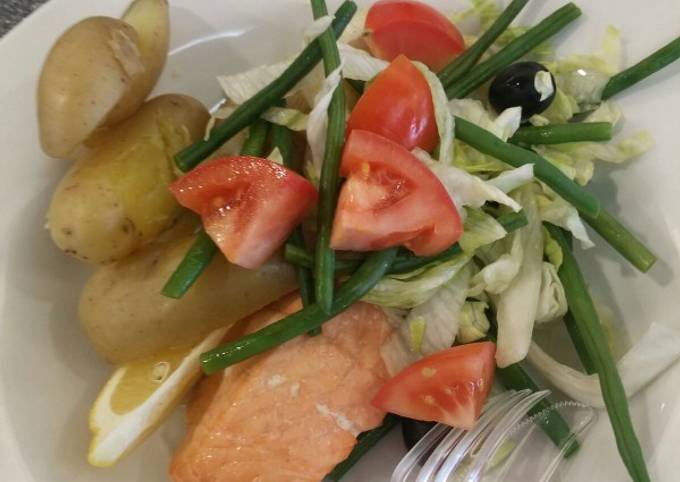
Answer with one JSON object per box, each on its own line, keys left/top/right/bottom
{"left": 1, "top": 0, "right": 679, "bottom": 480}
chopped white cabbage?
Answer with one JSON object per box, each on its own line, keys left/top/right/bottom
{"left": 527, "top": 323, "right": 680, "bottom": 408}
{"left": 534, "top": 262, "right": 568, "bottom": 323}
{"left": 495, "top": 186, "right": 544, "bottom": 367}
{"left": 363, "top": 253, "right": 471, "bottom": 309}
{"left": 413, "top": 62, "right": 455, "bottom": 163}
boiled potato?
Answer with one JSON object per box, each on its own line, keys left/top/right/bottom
{"left": 79, "top": 218, "right": 297, "bottom": 364}
{"left": 46, "top": 94, "right": 209, "bottom": 264}
{"left": 38, "top": 0, "right": 169, "bottom": 158}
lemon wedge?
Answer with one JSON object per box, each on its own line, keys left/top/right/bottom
{"left": 87, "top": 327, "right": 228, "bottom": 467}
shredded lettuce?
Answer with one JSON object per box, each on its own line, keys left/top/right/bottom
{"left": 459, "top": 208, "right": 508, "bottom": 254}
{"left": 470, "top": 229, "right": 523, "bottom": 296}
{"left": 363, "top": 253, "right": 471, "bottom": 309}
{"left": 303, "top": 15, "right": 334, "bottom": 44}
{"left": 405, "top": 264, "right": 473, "bottom": 355}
{"left": 554, "top": 26, "right": 622, "bottom": 109}
{"left": 488, "top": 165, "right": 535, "bottom": 193}
{"left": 535, "top": 262, "right": 568, "bottom": 323}
{"left": 529, "top": 88, "right": 578, "bottom": 126}
{"left": 450, "top": 0, "right": 500, "bottom": 35}
{"left": 415, "top": 149, "right": 521, "bottom": 212}
{"left": 306, "top": 65, "right": 344, "bottom": 180}
{"left": 458, "top": 301, "right": 491, "bottom": 343}
{"left": 261, "top": 107, "right": 308, "bottom": 132}
{"left": 414, "top": 62, "right": 455, "bottom": 163}
{"left": 449, "top": 99, "right": 521, "bottom": 141}
{"left": 495, "top": 185, "right": 544, "bottom": 367}
{"left": 266, "top": 147, "right": 283, "bottom": 165}
{"left": 543, "top": 226, "right": 563, "bottom": 269}
{"left": 527, "top": 323, "right": 680, "bottom": 408}
{"left": 339, "top": 8, "right": 367, "bottom": 44}
{"left": 537, "top": 186, "right": 594, "bottom": 249}
{"left": 218, "top": 60, "right": 291, "bottom": 105}
{"left": 338, "top": 43, "right": 388, "bottom": 81}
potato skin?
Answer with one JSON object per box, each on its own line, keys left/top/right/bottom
{"left": 78, "top": 220, "right": 297, "bottom": 364}
{"left": 46, "top": 94, "right": 209, "bottom": 263}
{"left": 38, "top": 0, "right": 169, "bottom": 158}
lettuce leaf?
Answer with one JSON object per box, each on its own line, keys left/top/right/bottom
{"left": 363, "top": 253, "right": 471, "bottom": 309}
{"left": 415, "top": 148, "right": 521, "bottom": 212}
{"left": 535, "top": 262, "right": 568, "bottom": 323}
{"left": 306, "top": 65, "right": 344, "bottom": 181}
{"left": 495, "top": 185, "right": 544, "bottom": 367}
{"left": 414, "top": 62, "right": 455, "bottom": 163}
{"left": 338, "top": 43, "right": 388, "bottom": 81}
{"left": 303, "top": 15, "right": 334, "bottom": 44}
{"left": 405, "top": 263, "right": 473, "bottom": 355}
{"left": 261, "top": 107, "right": 309, "bottom": 131}
{"left": 488, "top": 165, "right": 535, "bottom": 193}
{"left": 459, "top": 208, "right": 508, "bottom": 254}
{"left": 537, "top": 186, "right": 594, "bottom": 248}
{"left": 458, "top": 301, "right": 491, "bottom": 343}
{"left": 527, "top": 322, "right": 680, "bottom": 408}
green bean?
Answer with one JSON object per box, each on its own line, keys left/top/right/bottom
{"left": 509, "top": 122, "right": 613, "bottom": 146}
{"left": 346, "top": 78, "right": 366, "bottom": 94}
{"left": 602, "top": 35, "right": 680, "bottom": 100}
{"left": 438, "top": 0, "right": 529, "bottom": 88}
{"left": 454, "top": 117, "right": 600, "bottom": 217}
{"left": 564, "top": 312, "right": 597, "bottom": 374}
{"left": 271, "top": 122, "right": 315, "bottom": 310}
{"left": 174, "top": 1, "right": 357, "bottom": 172}
{"left": 161, "top": 119, "right": 271, "bottom": 299}
{"left": 311, "top": 0, "right": 348, "bottom": 314}
{"left": 284, "top": 211, "right": 528, "bottom": 275}
{"left": 446, "top": 3, "right": 581, "bottom": 99}
{"left": 200, "top": 248, "right": 398, "bottom": 374}
{"left": 545, "top": 224, "right": 650, "bottom": 482}
{"left": 161, "top": 231, "right": 218, "bottom": 299}
{"left": 582, "top": 208, "right": 657, "bottom": 273}
{"left": 325, "top": 415, "right": 400, "bottom": 481}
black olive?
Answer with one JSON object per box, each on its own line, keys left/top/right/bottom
{"left": 489, "top": 61, "right": 556, "bottom": 120}
{"left": 401, "top": 418, "right": 437, "bottom": 450}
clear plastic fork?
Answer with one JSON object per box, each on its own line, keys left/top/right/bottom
{"left": 392, "top": 390, "right": 597, "bottom": 482}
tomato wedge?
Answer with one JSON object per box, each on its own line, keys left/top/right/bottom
{"left": 365, "top": 0, "right": 465, "bottom": 72}
{"left": 372, "top": 342, "right": 496, "bottom": 430}
{"left": 346, "top": 55, "right": 438, "bottom": 152}
{"left": 331, "top": 130, "right": 462, "bottom": 256}
{"left": 170, "top": 156, "right": 317, "bottom": 269}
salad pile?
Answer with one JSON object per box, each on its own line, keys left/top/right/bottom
{"left": 38, "top": 0, "right": 680, "bottom": 480}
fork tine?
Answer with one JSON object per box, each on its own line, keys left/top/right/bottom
{"left": 391, "top": 423, "right": 451, "bottom": 482}
{"left": 427, "top": 390, "right": 531, "bottom": 482}
{"left": 392, "top": 392, "right": 515, "bottom": 482}
{"left": 461, "top": 390, "right": 551, "bottom": 482}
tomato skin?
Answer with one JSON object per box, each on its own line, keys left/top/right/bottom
{"left": 346, "top": 55, "right": 438, "bottom": 152}
{"left": 365, "top": 0, "right": 465, "bottom": 71}
{"left": 170, "top": 156, "right": 317, "bottom": 269}
{"left": 372, "top": 342, "right": 496, "bottom": 430}
{"left": 331, "top": 130, "right": 462, "bottom": 256}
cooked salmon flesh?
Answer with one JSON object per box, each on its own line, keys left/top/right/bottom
{"left": 170, "top": 297, "right": 392, "bottom": 482}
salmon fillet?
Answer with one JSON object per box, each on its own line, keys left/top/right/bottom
{"left": 170, "top": 297, "right": 392, "bottom": 482}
